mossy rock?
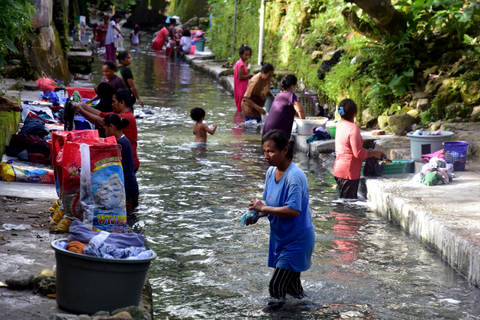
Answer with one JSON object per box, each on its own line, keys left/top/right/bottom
{"left": 445, "top": 103, "right": 471, "bottom": 119}
{"left": 378, "top": 115, "right": 389, "bottom": 130}
{"left": 388, "top": 113, "right": 414, "bottom": 136}
{"left": 460, "top": 81, "right": 480, "bottom": 105}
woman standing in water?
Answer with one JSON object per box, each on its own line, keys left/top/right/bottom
{"left": 247, "top": 129, "right": 315, "bottom": 308}
{"left": 234, "top": 45, "right": 253, "bottom": 112}
{"left": 241, "top": 63, "right": 275, "bottom": 123}
{"left": 333, "top": 99, "right": 384, "bottom": 199}
{"left": 262, "top": 74, "right": 305, "bottom": 138}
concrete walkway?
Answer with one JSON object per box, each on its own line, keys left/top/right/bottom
{"left": 183, "top": 51, "right": 480, "bottom": 288}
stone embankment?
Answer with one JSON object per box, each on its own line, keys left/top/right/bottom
{"left": 184, "top": 52, "right": 480, "bottom": 287}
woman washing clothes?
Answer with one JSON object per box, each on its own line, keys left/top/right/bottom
{"left": 241, "top": 63, "right": 275, "bottom": 123}
{"left": 333, "top": 99, "right": 385, "bottom": 199}
{"left": 234, "top": 45, "right": 253, "bottom": 112}
{"left": 262, "top": 74, "right": 305, "bottom": 138}
{"left": 72, "top": 89, "right": 140, "bottom": 173}
{"left": 246, "top": 129, "right": 315, "bottom": 309}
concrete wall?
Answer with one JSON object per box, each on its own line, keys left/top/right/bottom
{"left": 32, "top": 0, "right": 53, "bottom": 28}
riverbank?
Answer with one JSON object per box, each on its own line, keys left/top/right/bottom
{"left": 183, "top": 51, "right": 480, "bottom": 288}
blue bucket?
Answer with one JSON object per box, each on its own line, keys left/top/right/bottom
{"left": 443, "top": 141, "right": 468, "bottom": 171}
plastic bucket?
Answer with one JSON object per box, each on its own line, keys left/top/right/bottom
{"left": 195, "top": 39, "right": 206, "bottom": 52}
{"left": 406, "top": 131, "right": 454, "bottom": 161}
{"left": 329, "top": 126, "right": 336, "bottom": 139}
{"left": 264, "top": 96, "right": 274, "bottom": 113}
{"left": 52, "top": 239, "right": 156, "bottom": 314}
{"left": 443, "top": 141, "right": 468, "bottom": 171}
{"left": 66, "top": 87, "right": 97, "bottom": 99}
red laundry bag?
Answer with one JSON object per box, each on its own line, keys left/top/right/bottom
{"left": 36, "top": 78, "right": 58, "bottom": 93}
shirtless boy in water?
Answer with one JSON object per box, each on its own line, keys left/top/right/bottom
{"left": 190, "top": 107, "right": 217, "bottom": 145}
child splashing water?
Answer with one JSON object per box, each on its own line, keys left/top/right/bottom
{"left": 234, "top": 45, "right": 253, "bottom": 112}
{"left": 103, "top": 113, "right": 139, "bottom": 213}
{"left": 190, "top": 107, "right": 217, "bottom": 146}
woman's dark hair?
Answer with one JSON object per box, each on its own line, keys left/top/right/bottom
{"left": 182, "top": 28, "right": 190, "bottom": 37}
{"left": 95, "top": 82, "right": 116, "bottom": 100}
{"left": 104, "top": 113, "right": 129, "bottom": 130}
{"left": 261, "top": 62, "right": 274, "bottom": 74}
{"left": 117, "top": 50, "right": 130, "bottom": 62}
{"left": 110, "top": 13, "right": 122, "bottom": 21}
{"left": 262, "top": 129, "right": 295, "bottom": 160}
{"left": 239, "top": 44, "right": 252, "bottom": 55}
{"left": 170, "top": 18, "right": 177, "bottom": 25}
{"left": 134, "top": 25, "right": 140, "bottom": 32}
{"left": 114, "top": 89, "right": 136, "bottom": 109}
{"left": 190, "top": 107, "right": 205, "bottom": 122}
{"left": 165, "top": 22, "right": 170, "bottom": 28}
{"left": 280, "top": 74, "right": 297, "bottom": 90}
{"left": 103, "top": 60, "right": 117, "bottom": 71}
{"left": 338, "top": 98, "right": 358, "bottom": 120}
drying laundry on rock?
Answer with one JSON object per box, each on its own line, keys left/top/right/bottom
{"left": 413, "top": 157, "right": 454, "bottom": 186}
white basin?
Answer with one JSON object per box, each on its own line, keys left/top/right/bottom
{"left": 294, "top": 117, "right": 328, "bottom": 135}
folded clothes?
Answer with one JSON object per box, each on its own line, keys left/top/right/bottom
{"left": 68, "top": 220, "right": 145, "bottom": 248}
{"left": 83, "top": 241, "right": 153, "bottom": 259}
{"left": 239, "top": 211, "right": 259, "bottom": 227}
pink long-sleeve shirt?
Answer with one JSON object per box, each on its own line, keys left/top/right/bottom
{"left": 333, "top": 120, "right": 368, "bottom": 180}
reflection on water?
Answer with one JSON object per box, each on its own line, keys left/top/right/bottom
{"left": 88, "top": 35, "right": 480, "bottom": 319}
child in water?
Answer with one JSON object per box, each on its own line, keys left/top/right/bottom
{"left": 190, "top": 107, "right": 217, "bottom": 146}
{"left": 104, "top": 113, "right": 139, "bottom": 213}
{"left": 234, "top": 44, "right": 253, "bottom": 112}
{"left": 130, "top": 25, "right": 141, "bottom": 48}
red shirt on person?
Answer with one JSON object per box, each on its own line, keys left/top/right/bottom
{"left": 333, "top": 120, "right": 368, "bottom": 180}
{"left": 100, "top": 111, "right": 139, "bottom": 171}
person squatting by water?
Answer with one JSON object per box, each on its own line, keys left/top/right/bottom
{"left": 86, "top": 60, "right": 126, "bottom": 104}
{"left": 333, "top": 99, "right": 385, "bottom": 199}
{"left": 190, "top": 107, "right": 217, "bottom": 146}
{"left": 105, "top": 13, "right": 124, "bottom": 61}
{"left": 262, "top": 74, "right": 306, "bottom": 139}
{"left": 117, "top": 50, "right": 144, "bottom": 107}
{"left": 246, "top": 129, "right": 315, "bottom": 308}
{"left": 73, "top": 89, "right": 140, "bottom": 173}
{"left": 234, "top": 45, "right": 253, "bottom": 113}
{"left": 241, "top": 62, "right": 275, "bottom": 123}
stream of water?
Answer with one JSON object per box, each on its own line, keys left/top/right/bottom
{"left": 87, "top": 35, "right": 480, "bottom": 320}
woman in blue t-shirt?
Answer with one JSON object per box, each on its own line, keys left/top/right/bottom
{"left": 247, "top": 129, "right": 315, "bottom": 308}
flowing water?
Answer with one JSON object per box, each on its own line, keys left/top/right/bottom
{"left": 88, "top": 36, "right": 480, "bottom": 319}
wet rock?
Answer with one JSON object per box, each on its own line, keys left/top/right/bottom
{"left": 77, "top": 315, "right": 92, "bottom": 320}
{"left": 112, "top": 306, "right": 147, "bottom": 320}
{"left": 417, "top": 98, "right": 431, "bottom": 112}
{"left": 92, "top": 311, "right": 110, "bottom": 318}
{"left": 377, "top": 115, "right": 389, "bottom": 130}
{"left": 388, "top": 113, "right": 414, "bottom": 136}
{"left": 460, "top": 81, "right": 480, "bottom": 105}
{"left": 32, "top": 274, "right": 46, "bottom": 287}
{"left": 5, "top": 273, "right": 34, "bottom": 289}
{"left": 37, "top": 275, "right": 56, "bottom": 295}
{"left": 423, "top": 66, "right": 439, "bottom": 80}
{"left": 48, "top": 314, "right": 79, "bottom": 320}
{"left": 471, "top": 106, "right": 480, "bottom": 120}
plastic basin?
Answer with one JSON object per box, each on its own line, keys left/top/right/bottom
{"left": 51, "top": 239, "right": 156, "bottom": 314}
{"left": 66, "top": 87, "right": 97, "bottom": 99}
{"left": 195, "top": 39, "right": 205, "bottom": 52}
{"left": 361, "top": 159, "right": 415, "bottom": 175}
{"left": 294, "top": 118, "right": 327, "bottom": 135}
{"left": 406, "top": 131, "right": 454, "bottom": 161}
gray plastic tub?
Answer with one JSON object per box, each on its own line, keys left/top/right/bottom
{"left": 407, "top": 131, "right": 454, "bottom": 161}
{"left": 51, "top": 239, "right": 156, "bottom": 314}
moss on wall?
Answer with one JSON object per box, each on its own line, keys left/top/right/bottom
{"left": 0, "top": 110, "right": 22, "bottom": 158}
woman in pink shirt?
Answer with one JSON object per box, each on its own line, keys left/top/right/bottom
{"left": 234, "top": 45, "right": 253, "bottom": 112}
{"left": 333, "top": 99, "right": 385, "bottom": 199}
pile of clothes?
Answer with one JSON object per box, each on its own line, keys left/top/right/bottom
{"left": 414, "top": 157, "right": 454, "bottom": 186}
{"left": 411, "top": 129, "right": 442, "bottom": 136}
{"left": 55, "top": 220, "right": 154, "bottom": 259}
{"left": 306, "top": 126, "right": 331, "bottom": 143}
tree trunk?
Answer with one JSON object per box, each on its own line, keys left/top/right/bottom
{"left": 342, "top": 0, "right": 407, "bottom": 39}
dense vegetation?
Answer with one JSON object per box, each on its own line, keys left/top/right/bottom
{"left": 208, "top": 0, "right": 480, "bottom": 124}
{"left": 0, "top": 0, "right": 35, "bottom": 67}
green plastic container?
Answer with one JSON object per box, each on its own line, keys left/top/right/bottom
{"left": 195, "top": 39, "right": 206, "bottom": 52}
{"left": 361, "top": 159, "right": 414, "bottom": 175}
{"left": 52, "top": 239, "right": 156, "bottom": 314}
{"left": 329, "top": 126, "right": 336, "bottom": 139}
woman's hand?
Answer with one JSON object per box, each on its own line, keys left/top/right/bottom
{"left": 246, "top": 211, "right": 267, "bottom": 226}
{"left": 249, "top": 198, "right": 266, "bottom": 212}
{"left": 72, "top": 102, "right": 83, "bottom": 111}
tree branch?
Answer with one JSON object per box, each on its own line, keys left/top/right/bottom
{"left": 341, "top": 7, "right": 381, "bottom": 41}
{"left": 348, "top": 0, "right": 407, "bottom": 35}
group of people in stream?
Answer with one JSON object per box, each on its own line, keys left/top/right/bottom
{"left": 231, "top": 44, "right": 385, "bottom": 308}
{"left": 152, "top": 18, "right": 205, "bottom": 57}
{"left": 68, "top": 34, "right": 385, "bottom": 309}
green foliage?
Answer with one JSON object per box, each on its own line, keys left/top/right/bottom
{"left": 0, "top": 0, "right": 35, "bottom": 66}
